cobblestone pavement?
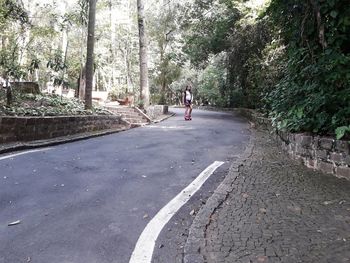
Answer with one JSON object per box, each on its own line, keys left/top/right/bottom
{"left": 185, "top": 130, "right": 350, "bottom": 263}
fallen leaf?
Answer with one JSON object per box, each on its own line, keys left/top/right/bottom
{"left": 257, "top": 256, "right": 268, "bottom": 262}
{"left": 287, "top": 205, "right": 302, "bottom": 213}
{"left": 190, "top": 209, "right": 195, "bottom": 216}
{"left": 323, "top": 201, "right": 333, "bottom": 205}
{"left": 242, "top": 193, "right": 249, "bottom": 198}
{"left": 143, "top": 214, "right": 149, "bottom": 219}
{"left": 259, "top": 208, "right": 267, "bottom": 214}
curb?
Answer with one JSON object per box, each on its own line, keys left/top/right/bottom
{"left": 0, "top": 126, "right": 130, "bottom": 155}
{"left": 0, "top": 113, "right": 176, "bottom": 155}
{"left": 153, "top": 112, "right": 176, "bottom": 123}
{"left": 183, "top": 131, "right": 256, "bottom": 263}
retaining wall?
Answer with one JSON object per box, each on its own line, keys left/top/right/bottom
{"left": 0, "top": 115, "right": 125, "bottom": 144}
{"left": 279, "top": 132, "right": 350, "bottom": 180}
{"left": 236, "top": 108, "right": 350, "bottom": 180}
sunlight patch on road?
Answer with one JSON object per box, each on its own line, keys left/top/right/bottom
{"left": 0, "top": 148, "right": 53, "bottom": 161}
{"left": 129, "top": 161, "right": 225, "bottom": 263}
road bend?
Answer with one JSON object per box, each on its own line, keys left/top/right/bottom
{"left": 0, "top": 108, "right": 250, "bottom": 263}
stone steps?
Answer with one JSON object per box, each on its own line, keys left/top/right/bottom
{"left": 105, "top": 106, "right": 151, "bottom": 127}
{"left": 120, "top": 113, "right": 142, "bottom": 119}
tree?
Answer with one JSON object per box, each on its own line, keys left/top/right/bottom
{"left": 85, "top": 0, "right": 97, "bottom": 110}
{"left": 148, "top": 0, "right": 184, "bottom": 105}
{"left": 136, "top": 0, "right": 149, "bottom": 108}
{"left": 264, "top": 0, "right": 350, "bottom": 136}
{"left": 0, "top": 0, "right": 30, "bottom": 105}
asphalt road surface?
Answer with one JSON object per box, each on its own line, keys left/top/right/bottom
{"left": 0, "top": 108, "right": 250, "bottom": 263}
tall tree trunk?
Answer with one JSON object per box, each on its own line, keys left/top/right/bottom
{"left": 309, "top": 0, "right": 327, "bottom": 49}
{"left": 109, "top": 0, "right": 116, "bottom": 90}
{"left": 79, "top": 25, "right": 86, "bottom": 100}
{"left": 85, "top": 0, "right": 97, "bottom": 110}
{"left": 6, "top": 79, "right": 12, "bottom": 106}
{"left": 61, "top": 33, "right": 69, "bottom": 91}
{"left": 137, "top": 0, "right": 150, "bottom": 108}
{"left": 126, "top": 46, "right": 134, "bottom": 92}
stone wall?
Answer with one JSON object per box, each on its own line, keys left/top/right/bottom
{"left": 236, "top": 108, "right": 350, "bottom": 180}
{"left": 279, "top": 132, "right": 350, "bottom": 180}
{"left": 11, "top": 82, "right": 40, "bottom": 94}
{"left": 0, "top": 115, "right": 126, "bottom": 144}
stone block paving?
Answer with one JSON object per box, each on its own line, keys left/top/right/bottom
{"left": 188, "top": 130, "right": 350, "bottom": 263}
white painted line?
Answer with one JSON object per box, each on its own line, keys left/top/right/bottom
{"left": 0, "top": 148, "right": 53, "bottom": 161}
{"left": 129, "top": 161, "right": 225, "bottom": 263}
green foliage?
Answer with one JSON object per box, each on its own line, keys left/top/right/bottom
{"left": 46, "top": 50, "right": 68, "bottom": 87}
{"left": 0, "top": 92, "right": 111, "bottom": 116}
{"left": 107, "top": 86, "right": 130, "bottom": 101}
{"left": 184, "top": 0, "right": 350, "bottom": 138}
{"left": 0, "top": 0, "right": 30, "bottom": 81}
{"left": 182, "top": 0, "right": 271, "bottom": 108}
{"left": 226, "top": 18, "right": 271, "bottom": 108}
{"left": 335, "top": 126, "right": 350, "bottom": 140}
{"left": 0, "top": 0, "right": 29, "bottom": 26}
{"left": 265, "top": 0, "right": 350, "bottom": 136}
{"left": 182, "top": 0, "right": 241, "bottom": 68}
{"left": 0, "top": 36, "right": 27, "bottom": 80}
{"left": 196, "top": 54, "right": 247, "bottom": 107}
{"left": 147, "top": 1, "right": 184, "bottom": 105}
{"left": 197, "top": 61, "right": 225, "bottom": 106}
{"left": 152, "top": 56, "right": 182, "bottom": 104}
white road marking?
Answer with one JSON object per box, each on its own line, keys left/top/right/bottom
{"left": 0, "top": 148, "right": 53, "bottom": 161}
{"left": 129, "top": 161, "right": 225, "bottom": 263}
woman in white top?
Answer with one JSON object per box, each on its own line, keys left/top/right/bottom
{"left": 183, "top": 85, "right": 193, "bottom": 120}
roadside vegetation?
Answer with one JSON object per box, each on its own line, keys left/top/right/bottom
{"left": 0, "top": 91, "right": 111, "bottom": 116}
{"left": 182, "top": 0, "right": 350, "bottom": 139}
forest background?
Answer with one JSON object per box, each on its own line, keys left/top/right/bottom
{"left": 0, "top": 0, "right": 349, "bottom": 138}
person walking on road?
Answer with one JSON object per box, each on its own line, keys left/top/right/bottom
{"left": 183, "top": 85, "right": 193, "bottom": 120}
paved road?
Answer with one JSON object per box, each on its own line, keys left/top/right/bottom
{"left": 0, "top": 108, "right": 250, "bottom": 263}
